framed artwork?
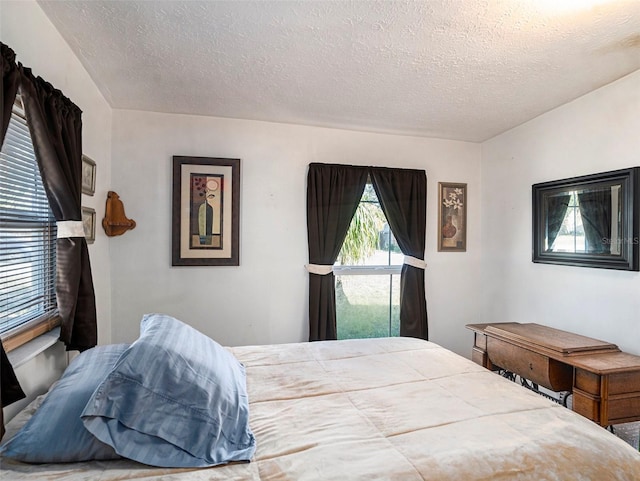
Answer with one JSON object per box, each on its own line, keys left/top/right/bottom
{"left": 172, "top": 156, "right": 240, "bottom": 266}
{"left": 438, "top": 182, "right": 467, "bottom": 252}
{"left": 82, "top": 206, "right": 96, "bottom": 244}
{"left": 82, "top": 155, "right": 96, "bottom": 196}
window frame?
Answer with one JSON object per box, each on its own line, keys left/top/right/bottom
{"left": 0, "top": 95, "right": 60, "bottom": 352}
{"left": 334, "top": 182, "right": 402, "bottom": 339}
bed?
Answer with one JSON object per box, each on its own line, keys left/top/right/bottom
{"left": 1, "top": 316, "right": 639, "bottom": 480}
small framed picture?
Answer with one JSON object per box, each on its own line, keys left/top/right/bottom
{"left": 82, "top": 155, "right": 96, "bottom": 196}
{"left": 438, "top": 182, "right": 467, "bottom": 252}
{"left": 82, "top": 206, "right": 96, "bottom": 244}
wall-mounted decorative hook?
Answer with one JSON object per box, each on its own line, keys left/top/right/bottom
{"left": 102, "top": 191, "right": 136, "bottom": 236}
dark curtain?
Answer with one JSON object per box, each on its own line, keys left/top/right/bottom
{"left": 20, "top": 67, "right": 97, "bottom": 351}
{"left": 1, "top": 42, "right": 20, "bottom": 146}
{"left": 307, "top": 163, "right": 368, "bottom": 341}
{"left": 370, "top": 167, "right": 427, "bottom": 339}
{"left": 0, "top": 42, "right": 26, "bottom": 441}
{"left": 578, "top": 189, "right": 611, "bottom": 254}
{"left": 545, "top": 194, "right": 570, "bottom": 252}
{"left": 1, "top": 344, "right": 26, "bottom": 440}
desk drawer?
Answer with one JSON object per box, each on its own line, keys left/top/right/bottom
{"left": 574, "top": 389, "right": 640, "bottom": 425}
{"left": 578, "top": 369, "right": 640, "bottom": 396}
{"left": 474, "top": 332, "right": 487, "bottom": 351}
{"left": 487, "top": 337, "right": 573, "bottom": 391}
{"left": 609, "top": 370, "right": 640, "bottom": 395}
{"left": 574, "top": 368, "right": 600, "bottom": 395}
{"left": 608, "top": 393, "right": 640, "bottom": 424}
{"left": 573, "top": 388, "right": 600, "bottom": 424}
{"left": 472, "top": 347, "right": 488, "bottom": 367}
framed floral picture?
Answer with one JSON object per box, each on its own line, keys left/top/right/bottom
{"left": 172, "top": 156, "right": 240, "bottom": 266}
{"left": 438, "top": 182, "right": 467, "bottom": 252}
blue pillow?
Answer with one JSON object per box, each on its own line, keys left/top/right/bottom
{"left": 0, "top": 344, "right": 128, "bottom": 463}
{"left": 81, "top": 314, "right": 256, "bottom": 467}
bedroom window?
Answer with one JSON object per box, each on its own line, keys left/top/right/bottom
{"left": 334, "top": 183, "right": 402, "bottom": 339}
{"left": 0, "top": 96, "right": 58, "bottom": 347}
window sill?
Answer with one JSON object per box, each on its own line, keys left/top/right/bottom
{"left": 7, "top": 328, "right": 61, "bottom": 369}
{"left": 2, "top": 315, "right": 61, "bottom": 353}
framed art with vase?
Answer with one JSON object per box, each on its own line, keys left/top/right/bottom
{"left": 438, "top": 182, "right": 467, "bottom": 252}
{"left": 172, "top": 156, "right": 240, "bottom": 266}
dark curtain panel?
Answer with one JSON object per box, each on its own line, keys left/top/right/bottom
{"left": 1, "top": 42, "right": 21, "bottom": 144}
{"left": 545, "top": 194, "right": 570, "bottom": 252}
{"left": 307, "top": 163, "right": 368, "bottom": 341}
{"left": 578, "top": 189, "right": 612, "bottom": 254}
{"left": 20, "top": 67, "right": 97, "bottom": 351}
{"left": 0, "top": 42, "right": 26, "bottom": 440}
{"left": 370, "top": 167, "right": 428, "bottom": 339}
{"left": 1, "top": 343, "right": 26, "bottom": 440}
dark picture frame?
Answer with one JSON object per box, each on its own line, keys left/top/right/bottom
{"left": 172, "top": 156, "right": 240, "bottom": 266}
{"left": 438, "top": 182, "right": 467, "bottom": 252}
{"left": 81, "top": 155, "right": 96, "bottom": 196}
{"left": 532, "top": 167, "right": 640, "bottom": 271}
{"left": 82, "top": 206, "right": 96, "bottom": 244}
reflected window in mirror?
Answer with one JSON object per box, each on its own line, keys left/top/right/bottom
{"left": 533, "top": 168, "right": 639, "bottom": 270}
{"left": 546, "top": 185, "right": 623, "bottom": 255}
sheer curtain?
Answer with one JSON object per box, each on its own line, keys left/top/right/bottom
{"left": 306, "top": 163, "right": 428, "bottom": 341}
{"left": 306, "top": 163, "right": 368, "bottom": 341}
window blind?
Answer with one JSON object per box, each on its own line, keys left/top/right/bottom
{"left": 0, "top": 98, "right": 57, "bottom": 335}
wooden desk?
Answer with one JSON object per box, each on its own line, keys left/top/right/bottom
{"left": 467, "top": 322, "right": 640, "bottom": 426}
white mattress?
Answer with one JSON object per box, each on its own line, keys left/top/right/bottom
{"left": 2, "top": 337, "right": 639, "bottom": 480}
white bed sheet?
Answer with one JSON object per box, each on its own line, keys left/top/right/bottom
{"left": 2, "top": 337, "right": 639, "bottom": 480}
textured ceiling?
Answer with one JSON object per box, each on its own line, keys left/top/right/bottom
{"left": 37, "top": 0, "right": 640, "bottom": 142}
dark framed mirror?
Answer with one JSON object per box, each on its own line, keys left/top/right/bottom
{"left": 532, "top": 167, "right": 640, "bottom": 270}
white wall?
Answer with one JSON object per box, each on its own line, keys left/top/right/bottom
{"left": 1, "top": 0, "right": 113, "bottom": 419}
{"left": 481, "top": 69, "right": 640, "bottom": 355}
{"left": 110, "top": 111, "right": 482, "bottom": 356}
